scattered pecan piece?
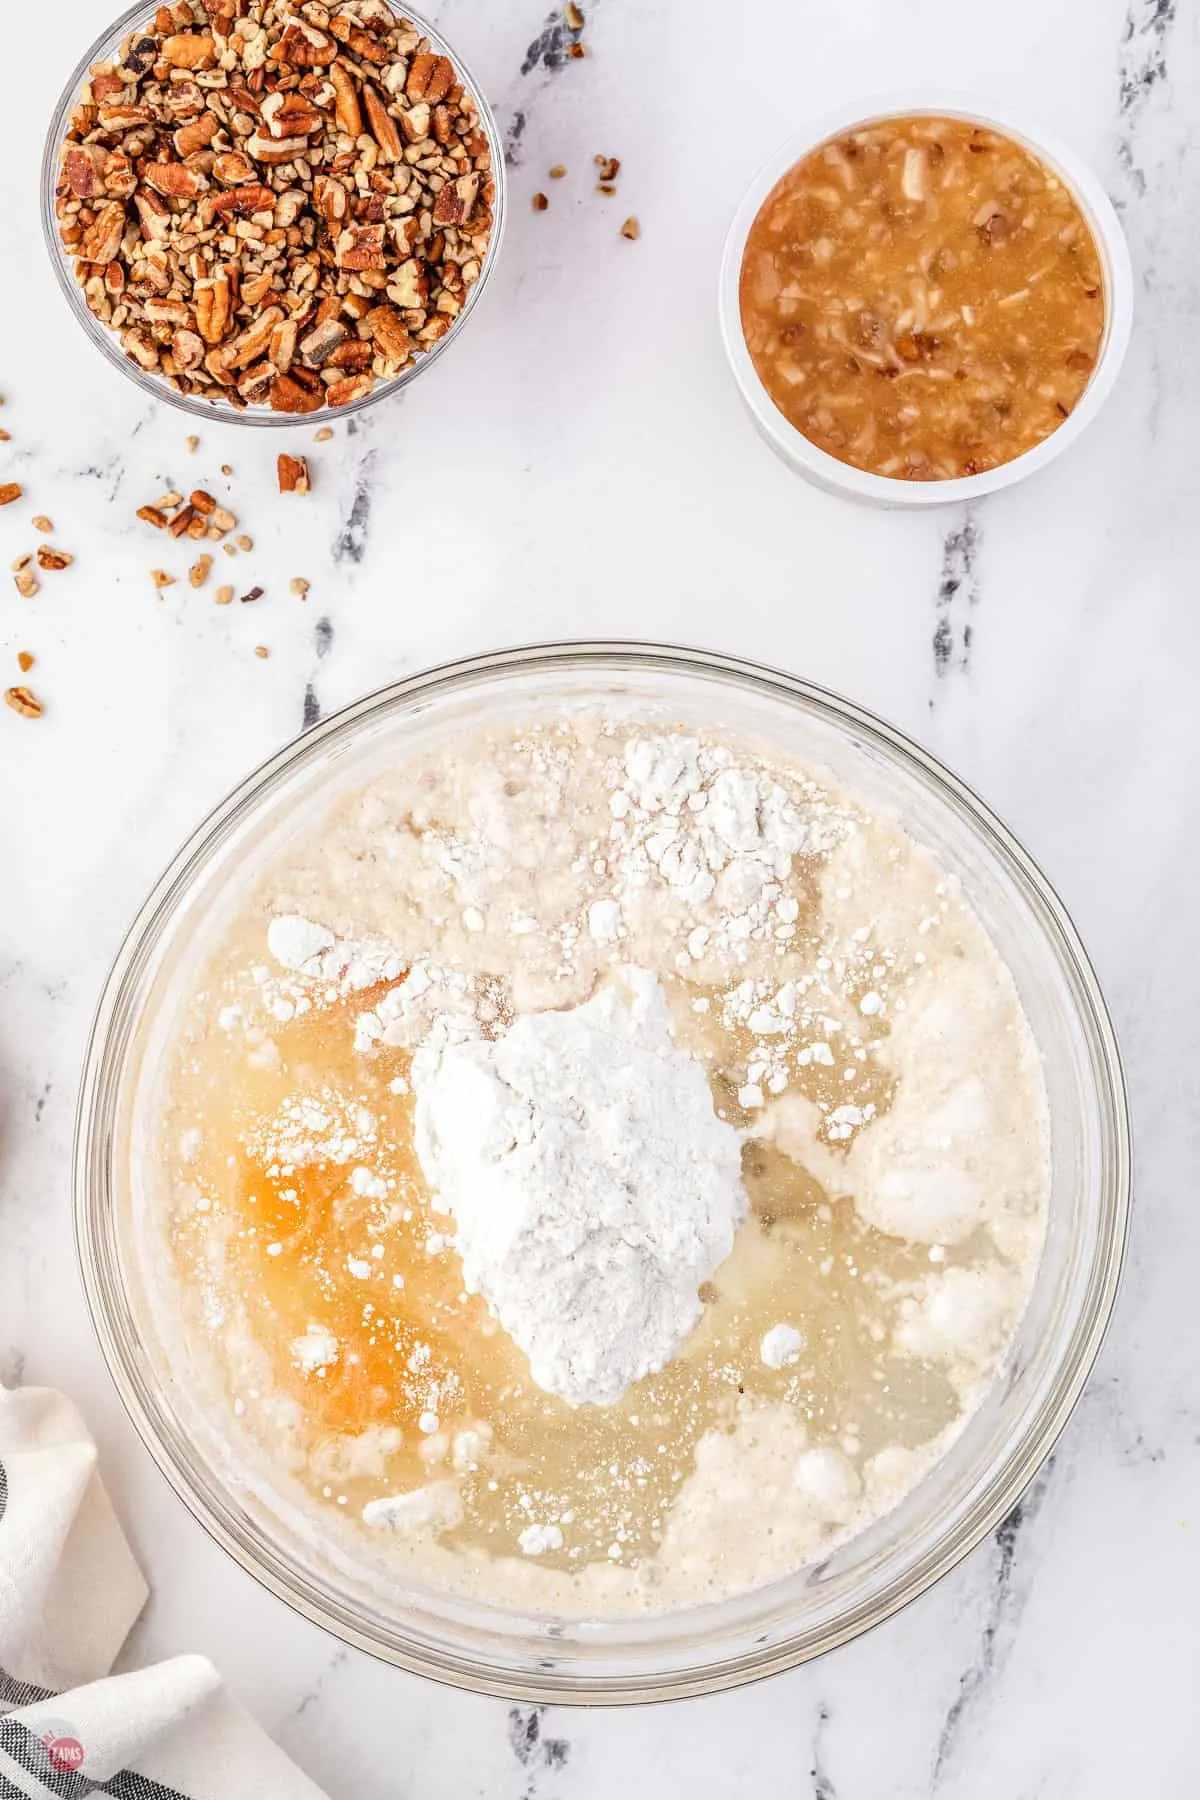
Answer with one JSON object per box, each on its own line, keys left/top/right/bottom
{"left": 621, "top": 216, "right": 640, "bottom": 240}
{"left": 37, "top": 548, "right": 73, "bottom": 572}
{"left": 0, "top": 483, "right": 23, "bottom": 506}
{"left": 190, "top": 554, "right": 213, "bottom": 587}
{"left": 32, "top": 516, "right": 53, "bottom": 534}
{"left": 5, "top": 686, "right": 42, "bottom": 718}
{"left": 14, "top": 571, "right": 38, "bottom": 598}
{"left": 532, "top": 192, "right": 549, "bottom": 213}
{"left": 241, "top": 585, "right": 264, "bottom": 604}
{"left": 564, "top": 1, "right": 585, "bottom": 26}
{"left": 17, "top": 652, "right": 34, "bottom": 673}
{"left": 278, "top": 454, "right": 310, "bottom": 494}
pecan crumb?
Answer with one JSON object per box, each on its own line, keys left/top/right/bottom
{"left": 290, "top": 577, "right": 311, "bottom": 597}
{"left": 186, "top": 436, "right": 200, "bottom": 455}
{"left": 5, "top": 685, "right": 42, "bottom": 719}
{"left": 14, "top": 570, "right": 38, "bottom": 598}
{"left": 241, "top": 586, "right": 264, "bottom": 604}
{"left": 237, "top": 535, "right": 254, "bottom": 552}
{"left": 0, "top": 430, "right": 10, "bottom": 443}
{"left": 254, "top": 645, "right": 270, "bottom": 659}
{"left": 278, "top": 454, "right": 310, "bottom": 495}
{"left": 532, "top": 192, "right": 549, "bottom": 213}
{"left": 154, "top": 492, "right": 183, "bottom": 511}
{"left": 215, "top": 585, "right": 234, "bottom": 606}
{"left": 567, "top": 41, "right": 586, "bottom": 58}
{"left": 190, "top": 555, "right": 213, "bottom": 589}
{"left": 11, "top": 553, "right": 32, "bottom": 572}
{"left": 314, "top": 428, "right": 335, "bottom": 443}
{"left": 32, "top": 515, "right": 53, "bottom": 534}
{"left": 137, "top": 505, "right": 168, "bottom": 530}
{"left": 151, "top": 569, "right": 176, "bottom": 589}
{"left": 211, "top": 507, "right": 237, "bottom": 536}
{"left": 37, "top": 547, "right": 73, "bottom": 572}
{"left": 220, "top": 464, "right": 234, "bottom": 478}
{"left": 598, "top": 183, "right": 616, "bottom": 196}
{"left": 0, "top": 483, "right": 22, "bottom": 506}
{"left": 620, "top": 216, "right": 641, "bottom": 240}
{"left": 17, "top": 651, "right": 33, "bottom": 673}
{"left": 595, "top": 156, "right": 620, "bottom": 182}
{"left": 564, "top": 2, "right": 585, "bottom": 27}
{"left": 550, "top": 164, "right": 567, "bottom": 179}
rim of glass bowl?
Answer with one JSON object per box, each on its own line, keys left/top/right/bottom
{"left": 74, "top": 641, "right": 1132, "bottom": 1703}
{"left": 40, "top": 0, "right": 507, "bottom": 429}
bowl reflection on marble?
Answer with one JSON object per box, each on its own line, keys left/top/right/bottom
{"left": 39, "top": 0, "right": 506, "bottom": 429}
{"left": 74, "top": 643, "right": 1130, "bottom": 1702}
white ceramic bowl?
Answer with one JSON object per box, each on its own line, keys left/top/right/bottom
{"left": 718, "top": 94, "right": 1134, "bottom": 508}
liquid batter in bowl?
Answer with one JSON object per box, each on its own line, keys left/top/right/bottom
{"left": 155, "top": 712, "right": 1048, "bottom": 1612}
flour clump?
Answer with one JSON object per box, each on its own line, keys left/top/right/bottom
{"left": 412, "top": 966, "right": 747, "bottom": 1406}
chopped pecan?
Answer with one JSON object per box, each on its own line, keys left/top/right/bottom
{"left": 64, "top": 144, "right": 109, "bottom": 198}
{"left": 433, "top": 172, "right": 479, "bottom": 227}
{"left": 211, "top": 151, "right": 259, "bottom": 186}
{"left": 363, "top": 84, "right": 402, "bottom": 162}
{"left": 366, "top": 304, "right": 411, "bottom": 364}
{"left": 278, "top": 22, "right": 337, "bottom": 65}
{"left": 97, "top": 102, "right": 152, "bottom": 129}
{"left": 5, "top": 686, "right": 42, "bottom": 718}
{"left": 389, "top": 257, "right": 428, "bottom": 308}
{"left": 37, "top": 547, "right": 73, "bottom": 572}
{"left": 194, "top": 269, "right": 234, "bottom": 344}
{"left": 301, "top": 317, "right": 348, "bottom": 366}
{"left": 261, "top": 91, "right": 327, "bottom": 140}
{"left": 278, "top": 453, "right": 310, "bottom": 494}
{"left": 218, "top": 305, "right": 285, "bottom": 372}
{"left": 144, "top": 161, "right": 209, "bottom": 199}
{"left": 270, "top": 317, "right": 299, "bottom": 371}
{"left": 244, "top": 132, "right": 313, "bottom": 165}
{"left": 162, "top": 31, "right": 216, "bottom": 69}
{"left": 174, "top": 111, "right": 220, "bottom": 157}
{"left": 270, "top": 372, "right": 325, "bottom": 413}
{"left": 201, "top": 184, "right": 276, "bottom": 225}
{"left": 335, "top": 222, "right": 387, "bottom": 270}
{"left": 0, "top": 484, "right": 22, "bottom": 506}
{"left": 325, "top": 372, "right": 374, "bottom": 407}
{"left": 79, "top": 202, "right": 126, "bottom": 265}
{"left": 407, "top": 53, "right": 454, "bottom": 105}
{"left": 329, "top": 62, "right": 363, "bottom": 136}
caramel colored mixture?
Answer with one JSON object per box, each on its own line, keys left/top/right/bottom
{"left": 739, "top": 115, "right": 1106, "bottom": 480}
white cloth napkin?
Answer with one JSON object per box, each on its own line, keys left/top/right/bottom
{"left": 0, "top": 1383, "right": 330, "bottom": 1799}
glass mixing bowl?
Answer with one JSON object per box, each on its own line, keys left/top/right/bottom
{"left": 40, "top": 0, "right": 506, "bottom": 429}
{"left": 74, "top": 643, "right": 1130, "bottom": 1702}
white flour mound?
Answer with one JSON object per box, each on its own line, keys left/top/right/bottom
{"left": 412, "top": 967, "right": 747, "bottom": 1406}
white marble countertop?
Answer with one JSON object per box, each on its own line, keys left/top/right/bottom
{"left": 3, "top": 0, "right": 1198, "bottom": 1792}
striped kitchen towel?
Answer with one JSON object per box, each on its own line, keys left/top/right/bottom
{"left": 0, "top": 1384, "right": 330, "bottom": 1800}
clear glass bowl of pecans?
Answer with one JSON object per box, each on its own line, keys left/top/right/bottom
{"left": 41, "top": 0, "right": 506, "bottom": 426}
